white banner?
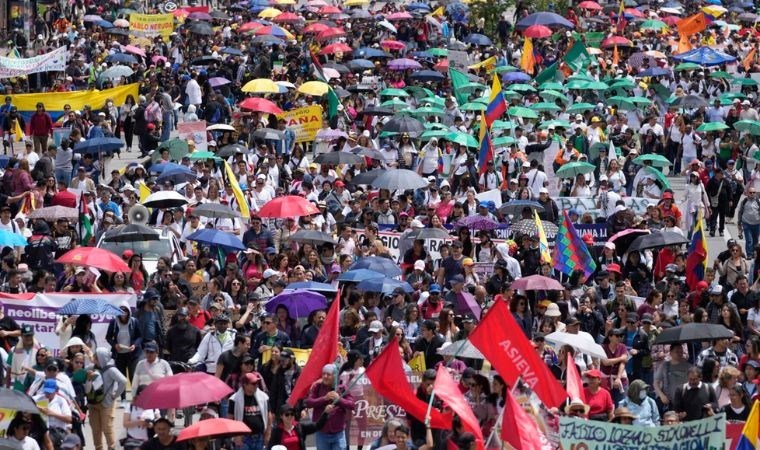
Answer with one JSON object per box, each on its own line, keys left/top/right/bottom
{"left": 0, "top": 293, "right": 137, "bottom": 355}
{"left": 0, "top": 47, "right": 68, "bottom": 78}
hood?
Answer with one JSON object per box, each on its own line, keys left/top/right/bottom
{"left": 628, "top": 379, "right": 647, "bottom": 404}
{"left": 95, "top": 347, "right": 113, "bottom": 369}
{"left": 32, "top": 221, "right": 50, "bottom": 235}
{"left": 495, "top": 243, "right": 510, "bottom": 260}
{"left": 187, "top": 104, "right": 196, "bottom": 114}
{"left": 120, "top": 301, "right": 131, "bottom": 319}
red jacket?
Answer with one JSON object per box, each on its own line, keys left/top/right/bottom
{"left": 29, "top": 112, "right": 53, "bottom": 137}
{"left": 51, "top": 189, "right": 76, "bottom": 208}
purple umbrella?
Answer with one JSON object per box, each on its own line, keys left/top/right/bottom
{"left": 188, "top": 12, "right": 214, "bottom": 21}
{"left": 455, "top": 291, "right": 482, "bottom": 318}
{"left": 265, "top": 289, "right": 327, "bottom": 318}
{"left": 208, "top": 77, "right": 231, "bottom": 87}
{"left": 388, "top": 58, "right": 422, "bottom": 70}
{"left": 502, "top": 71, "right": 531, "bottom": 83}
{"left": 316, "top": 128, "right": 349, "bottom": 141}
{"left": 453, "top": 215, "right": 500, "bottom": 230}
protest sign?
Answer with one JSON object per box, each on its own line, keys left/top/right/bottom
{"left": 559, "top": 414, "right": 726, "bottom": 450}
{"left": 262, "top": 347, "right": 311, "bottom": 366}
{"left": 448, "top": 50, "right": 471, "bottom": 70}
{"left": 0, "top": 46, "right": 67, "bottom": 78}
{"left": 358, "top": 75, "right": 381, "bottom": 90}
{"left": 178, "top": 120, "right": 208, "bottom": 151}
{"left": 0, "top": 293, "right": 137, "bottom": 356}
{"left": 12, "top": 83, "right": 139, "bottom": 123}
{"left": 130, "top": 13, "right": 175, "bottom": 39}
{"left": 278, "top": 105, "right": 323, "bottom": 143}
{"left": 554, "top": 196, "right": 656, "bottom": 216}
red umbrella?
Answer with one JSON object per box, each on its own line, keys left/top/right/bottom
{"left": 239, "top": 21, "right": 263, "bottom": 32}
{"left": 662, "top": 16, "right": 680, "bottom": 26}
{"left": 133, "top": 372, "right": 233, "bottom": 409}
{"left": 578, "top": 0, "right": 602, "bottom": 9}
{"left": 433, "top": 58, "right": 449, "bottom": 72}
{"left": 523, "top": 24, "right": 553, "bottom": 38}
{"left": 257, "top": 196, "right": 320, "bottom": 218}
{"left": 509, "top": 274, "right": 564, "bottom": 291}
{"left": 609, "top": 228, "right": 651, "bottom": 257}
{"left": 56, "top": 248, "right": 130, "bottom": 273}
{"left": 317, "top": 27, "right": 346, "bottom": 41}
{"left": 272, "top": 12, "right": 302, "bottom": 23}
{"left": 303, "top": 23, "right": 329, "bottom": 34}
{"left": 624, "top": 7, "right": 646, "bottom": 18}
{"left": 601, "top": 35, "right": 633, "bottom": 48}
{"left": 319, "top": 42, "right": 353, "bottom": 55}
{"left": 380, "top": 39, "right": 406, "bottom": 51}
{"left": 176, "top": 419, "right": 251, "bottom": 442}
{"left": 317, "top": 5, "right": 342, "bottom": 14}
{"left": 238, "top": 97, "right": 283, "bottom": 114}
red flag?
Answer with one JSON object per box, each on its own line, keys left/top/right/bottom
{"left": 501, "top": 389, "right": 544, "bottom": 450}
{"left": 287, "top": 290, "right": 340, "bottom": 405}
{"left": 565, "top": 352, "right": 585, "bottom": 404}
{"left": 469, "top": 300, "right": 568, "bottom": 408}
{"left": 364, "top": 337, "right": 451, "bottom": 429}
{"left": 433, "top": 366, "right": 484, "bottom": 450}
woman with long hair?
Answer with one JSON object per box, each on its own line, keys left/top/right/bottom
{"left": 723, "top": 385, "right": 751, "bottom": 421}
{"left": 228, "top": 276, "right": 247, "bottom": 306}
{"left": 720, "top": 304, "right": 744, "bottom": 354}
{"left": 720, "top": 243, "right": 749, "bottom": 288}
{"left": 71, "top": 315, "right": 97, "bottom": 350}
{"left": 126, "top": 254, "right": 149, "bottom": 293}
{"left": 274, "top": 304, "right": 300, "bottom": 344}
{"left": 474, "top": 231, "right": 495, "bottom": 263}
{"left": 267, "top": 403, "right": 328, "bottom": 450}
{"left": 109, "top": 272, "right": 135, "bottom": 294}
{"left": 438, "top": 308, "right": 459, "bottom": 343}
{"left": 119, "top": 94, "right": 136, "bottom": 149}
{"left": 399, "top": 304, "right": 422, "bottom": 341}
{"left": 339, "top": 350, "right": 366, "bottom": 449}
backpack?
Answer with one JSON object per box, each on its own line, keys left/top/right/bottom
{"left": 24, "top": 236, "right": 55, "bottom": 271}
{"left": 144, "top": 101, "right": 161, "bottom": 123}
{"left": 209, "top": 104, "right": 221, "bottom": 124}
{"left": 85, "top": 365, "right": 115, "bottom": 405}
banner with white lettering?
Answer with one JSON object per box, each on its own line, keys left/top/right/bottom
{"left": 0, "top": 47, "right": 67, "bottom": 78}
{"left": 559, "top": 414, "right": 725, "bottom": 450}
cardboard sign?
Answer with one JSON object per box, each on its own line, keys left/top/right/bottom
{"left": 178, "top": 120, "right": 208, "bottom": 151}
{"left": 277, "top": 105, "right": 324, "bottom": 143}
{"left": 129, "top": 13, "right": 175, "bottom": 39}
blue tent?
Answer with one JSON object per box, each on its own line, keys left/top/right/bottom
{"left": 672, "top": 47, "right": 736, "bottom": 66}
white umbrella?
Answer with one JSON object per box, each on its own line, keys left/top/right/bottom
{"left": 206, "top": 124, "right": 236, "bottom": 132}
{"left": 114, "top": 18, "right": 130, "bottom": 27}
{"left": 545, "top": 331, "right": 606, "bottom": 360}
{"left": 142, "top": 191, "right": 189, "bottom": 208}
{"left": 437, "top": 340, "right": 484, "bottom": 360}
{"left": 323, "top": 67, "right": 340, "bottom": 80}
{"left": 100, "top": 65, "right": 134, "bottom": 80}
{"left": 275, "top": 81, "right": 295, "bottom": 90}
{"left": 378, "top": 20, "right": 397, "bottom": 33}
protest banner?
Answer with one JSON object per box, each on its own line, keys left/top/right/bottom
{"left": 358, "top": 75, "right": 381, "bottom": 90}
{"left": 130, "top": 13, "right": 175, "bottom": 39}
{"left": 0, "top": 46, "right": 67, "bottom": 78}
{"left": 559, "top": 414, "right": 726, "bottom": 450}
{"left": 0, "top": 293, "right": 137, "bottom": 356}
{"left": 262, "top": 347, "right": 311, "bottom": 366}
{"left": 449, "top": 50, "right": 471, "bottom": 70}
{"left": 12, "top": 83, "right": 139, "bottom": 123}
{"left": 178, "top": 120, "right": 208, "bottom": 151}
{"left": 278, "top": 105, "right": 323, "bottom": 143}
{"left": 554, "top": 196, "right": 657, "bottom": 216}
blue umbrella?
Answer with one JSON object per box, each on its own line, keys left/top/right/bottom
{"left": 347, "top": 59, "right": 375, "bottom": 71}
{"left": 337, "top": 268, "right": 385, "bottom": 283}
{"left": 638, "top": 67, "right": 670, "bottom": 77}
{"left": 57, "top": 298, "right": 125, "bottom": 316}
{"left": 73, "top": 137, "right": 123, "bottom": 154}
{"left": 411, "top": 51, "right": 434, "bottom": 60}
{"left": 221, "top": 47, "right": 244, "bottom": 56}
{"left": 105, "top": 53, "right": 138, "bottom": 64}
{"left": 150, "top": 162, "right": 184, "bottom": 174}
{"left": 407, "top": 2, "right": 431, "bottom": 10}
{"left": 187, "top": 229, "right": 245, "bottom": 251}
{"left": 286, "top": 281, "right": 338, "bottom": 293}
{"left": 705, "top": 0, "right": 721, "bottom": 4}
{"left": 356, "top": 278, "right": 413, "bottom": 294}
{"left": 355, "top": 47, "right": 390, "bottom": 58}
{"left": 672, "top": 47, "right": 737, "bottom": 66}
{"left": 349, "top": 256, "right": 402, "bottom": 277}
{"left": 503, "top": 71, "right": 532, "bottom": 82}
{"left": 445, "top": 2, "right": 469, "bottom": 22}
{"left": 95, "top": 20, "right": 113, "bottom": 28}
{"left": 0, "top": 230, "right": 27, "bottom": 247}
{"left": 410, "top": 70, "right": 445, "bottom": 82}
{"left": 156, "top": 167, "right": 197, "bottom": 184}
{"left": 464, "top": 33, "right": 492, "bottom": 46}
{"left": 516, "top": 12, "right": 575, "bottom": 29}
{"left": 265, "top": 289, "right": 327, "bottom": 318}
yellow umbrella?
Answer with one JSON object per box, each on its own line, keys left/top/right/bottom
{"left": 274, "top": 0, "right": 296, "bottom": 4}
{"left": 258, "top": 7, "right": 282, "bottom": 18}
{"left": 344, "top": 0, "right": 368, "bottom": 5}
{"left": 242, "top": 78, "right": 280, "bottom": 94}
{"left": 701, "top": 5, "right": 726, "bottom": 18}
{"left": 297, "top": 81, "right": 330, "bottom": 96}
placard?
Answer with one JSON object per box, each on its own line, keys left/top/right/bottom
{"left": 277, "top": 105, "right": 324, "bottom": 143}
{"left": 129, "top": 13, "right": 175, "bottom": 39}
{"left": 178, "top": 120, "right": 208, "bottom": 151}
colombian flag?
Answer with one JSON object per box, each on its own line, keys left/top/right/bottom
{"left": 477, "top": 115, "right": 493, "bottom": 176}
{"left": 685, "top": 209, "right": 708, "bottom": 290}
{"left": 485, "top": 75, "right": 506, "bottom": 127}
{"left": 737, "top": 400, "right": 759, "bottom": 450}
{"left": 533, "top": 209, "right": 552, "bottom": 265}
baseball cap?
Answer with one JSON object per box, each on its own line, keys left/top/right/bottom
{"left": 21, "top": 324, "right": 34, "bottom": 336}
{"left": 243, "top": 372, "right": 261, "bottom": 384}
{"left": 143, "top": 341, "right": 159, "bottom": 352}
{"left": 263, "top": 269, "right": 279, "bottom": 279}
{"left": 414, "top": 260, "right": 426, "bottom": 271}
{"left": 710, "top": 285, "right": 723, "bottom": 295}
{"left": 585, "top": 369, "right": 603, "bottom": 379}
{"left": 61, "top": 434, "right": 81, "bottom": 449}
{"left": 43, "top": 378, "right": 57, "bottom": 394}
{"left": 368, "top": 320, "right": 383, "bottom": 333}
{"left": 429, "top": 284, "right": 441, "bottom": 294}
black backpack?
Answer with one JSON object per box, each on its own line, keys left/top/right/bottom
{"left": 24, "top": 236, "right": 56, "bottom": 271}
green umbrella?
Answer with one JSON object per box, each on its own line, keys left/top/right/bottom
{"left": 608, "top": 79, "right": 636, "bottom": 89}
{"left": 575, "top": 80, "right": 609, "bottom": 90}
{"left": 722, "top": 92, "right": 747, "bottom": 100}
{"left": 425, "top": 122, "right": 449, "bottom": 130}
{"left": 461, "top": 82, "right": 487, "bottom": 92}
{"left": 539, "top": 119, "right": 572, "bottom": 129}
{"left": 566, "top": 103, "right": 596, "bottom": 113}
{"left": 674, "top": 62, "right": 701, "bottom": 71}
{"left": 607, "top": 96, "right": 636, "bottom": 109}
{"left": 461, "top": 102, "right": 486, "bottom": 111}
{"left": 380, "top": 88, "right": 409, "bottom": 97}
{"left": 555, "top": 161, "right": 596, "bottom": 178}
{"left": 405, "top": 86, "right": 434, "bottom": 99}
{"left": 640, "top": 19, "right": 669, "bottom": 30}
{"left": 419, "top": 96, "right": 445, "bottom": 107}
{"left": 380, "top": 98, "right": 408, "bottom": 109}
{"left": 709, "top": 70, "right": 733, "bottom": 79}
{"left": 539, "top": 90, "right": 568, "bottom": 103}
{"left": 538, "top": 81, "right": 564, "bottom": 91}
{"left": 507, "top": 106, "right": 539, "bottom": 119}
{"left": 492, "top": 120, "right": 515, "bottom": 130}
{"left": 152, "top": 137, "right": 189, "bottom": 162}
{"left": 530, "top": 102, "right": 562, "bottom": 112}
{"left": 491, "top": 65, "right": 518, "bottom": 73}
{"left": 473, "top": 97, "right": 490, "bottom": 105}
{"left": 734, "top": 120, "right": 760, "bottom": 135}
{"left": 429, "top": 47, "right": 448, "bottom": 57}
{"left": 503, "top": 90, "right": 523, "bottom": 100}
{"left": 734, "top": 78, "right": 759, "bottom": 86}
{"left": 188, "top": 151, "right": 219, "bottom": 161}
{"left": 378, "top": 131, "right": 399, "bottom": 138}
{"left": 421, "top": 129, "right": 450, "bottom": 140}
{"left": 446, "top": 132, "right": 479, "bottom": 148}
{"left": 567, "top": 73, "right": 594, "bottom": 82}
{"left": 629, "top": 96, "right": 653, "bottom": 105}
{"left": 493, "top": 136, "right": 516, "bottom": 147}
{"left": 644, "top": 166, "right": 671, "bottom": 190}
{"left": 410, "top": 106, "right": 445, "bottom": 117}
{"left": 633, "top": 154, "right": 672, "bottom": 167}
{"left": 696, "top": 122, "right": 730, "bottom": 132}
{"left": 509, "top": 83, "right": 537, "bottom": 92}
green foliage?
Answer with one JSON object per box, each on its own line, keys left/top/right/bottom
{"left": 468, "top": 0, "right": 514, "bottom": 37}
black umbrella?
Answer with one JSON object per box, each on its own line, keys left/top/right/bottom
{"left": 217, "top": 143, "right": 249, "bottom": 157}
{"left": 382, "top": 116, "right": 425, "bottom": 135}
{"left": 193, "top": 203, "right": 241, "bottom": 219}
{"left": 407, "top": 228, "right": 451, "bottom": 240}
{"left": 103, "top": 224, "right": 160, "bottom": 243}
{"left": 323, "top": 62, "right": 349, "bottom": 74}
{"left": 352, "top": 147, "right": 385, "bottom": 160}
{"left": 290, "top": 230, "right": 338, "bottom": 245}
{"left": 351, "top": 168, "right": 384, "bottom": 185}
{"left": 358, "top": 107, "right": 394, "bottom": 117}
{"left": 609, "top": 228, "right": 651, "bottom": 256}
{"left": 498, "top": 200, "right": 545, "bottom": 216}
{"left": 671, "top": 95, "right": 708, "bottom": 109}
{"left": 191, "top": 55, "right": 221, "bottom": 66}
{"left": 410, "top": 70, "right": 446, "bottom": 82}
{"left": 106, "top": 28, "right": 129, "bottom": 36}
{"left": 628, "top": 231, "right": 688, "bottom": 252}
{"left": 653, "top": 323, "right": 735, "bottom": 345}
{"left": 188, "top": 21, "right": 214, "bottom": 35}
{"left": 314, "top": 151, "right": 364, "bottom": 165}
{"left": 0, "top": 388, "right": 41, "bottom": 414}
{"left": 346, "top": 84, "right": 376, "bottom": 93}
{"left": 366, "top": 169, "right": 428, "bottom": 190}
{"left": 210, "top": 10, "right": 230, "bottom": 19}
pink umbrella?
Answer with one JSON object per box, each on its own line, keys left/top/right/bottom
{"left": 578, "top": 1, "right": 602, "bottom": 9}
{"left": 317, "top": 5, "right": 342, "bottom": 14}
{"left": 386, "top": 11, "right": 413, "bottom": 20}
{"left": 388, "top": 58, "right": 421, "bottom": 70}
{"left": 433, "top": 59, "right": 448, "bottom": 72}
{"left": 509, "top": 274, "right": 564, "bottom": 291}
{"left": 303, "top": 22, "right": 330, "bottom": 34}
{"left": 151, "top": 55, "right": 167, "bottom": 64}
{"left": 113, "top": 18, "right": 130, "bottom": 27}
{"left": 133, "top": 372, "right": 233, "bottom": 409}
{"left": 273, "top": 12, "right": 302, "bottom": 23}
{"left": 239, "top": 21, "right": 264, "bottom": 32}
{"left": 124, "top": 45, "right": 146, "bottom": 58}
{"left": 601, "top": 35, "right": 633, "bottom": 48}
{"left": 624, "top": 7, "right": 646, "bottom": 18}
{"left": 317, "top": 27, "right": 346, "bottom": 41}
{"left": 523, "top": 24, "right": 553, "bottom": 38}
{"left": 319, "top": 42, "right": 353, "bottom": 55}
{"left": 380, "top": 39, "right": 406, "bottom": 51}
{"left": 307, "top": 0, "right": 328, "bottom": 6}
{"left": 455, "top": 291, "right": 482, "bottom": 318}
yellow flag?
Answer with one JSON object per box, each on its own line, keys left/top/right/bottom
{"left": 12, "top": 119, "right": 24, "bottom": 142}
{"left": 469, "top": 56, "right": 497, "bottom": 72}
{"left": 408, "top": 353, "right": 426, "bottom": 372}
{"left": 744, "top": 48, "right": 757, "bottom": 71}
{"left": 139, "top": 182, "right": 152, "bottom": 204}
{"left": 534, "top": 209, "right": 552, "bottom": 264}
{"left": 222, "top": 160, "right": 250, "bottom": 218}
{"left": 521, "top": 38, "right": 535, "bottom": 74}
{"left": 431, "top": 6, "right": 444, "bottom": 17}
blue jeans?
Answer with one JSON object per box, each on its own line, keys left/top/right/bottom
{"left": 315, "top": 431, "right": 347, "bottom": 450}
{"left": 161, "top": 111, "right": 173, "bottom": 142}
{"left": 55, "top": 168, "right": 71, "bottom": 187}
{"left": 236, "top": 434, "right": 263, "bottom": 450}
{"left": 219, "top": 397, "right": 229, "bottom": 418}
{"left": 743, "top": 222, "right": 760, "bottom": 255}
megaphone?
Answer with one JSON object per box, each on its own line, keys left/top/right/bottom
{"left": 128, "top": 204, "right": 149, "bottom": 225}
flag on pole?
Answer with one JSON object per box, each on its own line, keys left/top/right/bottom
{"left": 79, "top": 192, "right": 93, "bottom": 246}
{"left": 485, "top": 76, "right": 507, "bottom": 126}
{"left": 612, "top": 45, "right": 620, "bottom": 67}
{"left": 677, "top": 12, "right": 708, "bottom": 37}
{"left": 565, "top": 352, "right": 585, "bottom": 403}
{"left": 139, "top": 183, "right": 152, "bottom": 204}
{"left": 433, "top": 366, "right": 484, "bottom": 450}
{"left": 552, "top": 210, "right": 597, "bottom": 277}
{"left": 534, "top": 62, "right": 559, "bottom": 85}
{"left": 736, "top": 400, "right": 759, "bottom": 450}
{"left": 533, "top": 209, "right": 552, "bottom": 265}
{"left": 685, "top": 209, "right": 708, "bottom": 290}
{"left": 449, "top": 68, "right": 470, "bottom": 106}
{"left": 744, "top": 48, "right": 757, "bottom": 71}
{"left": 501, "top": 388, "right": 546, "bottom": 450}
{"left": 221, "top": 160, "right": 250, "bottom": 219}
{"left": 563, "top": 41, "right": 591, "bottom": 73}
{"left": 521, "top": 37, "right": 536, "bottom": 74}
{"left": 477, "top": 115, "right": 494, "bottom": 176}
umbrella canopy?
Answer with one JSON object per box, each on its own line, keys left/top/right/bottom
{"left": 509, "top": 274, "right": 564, "bottom": 291}
{"left": 337, "top": 268, "right": 385, "bottom": 282}
{"left": 188, "top": 21, "right": 214, "bottom": 35}
{"left": 187, "top": 229, "right": 245, "bottom": 251}
{"left": 73, "top": 137, "right": 123, "bottom": 155}
{"left": 102, "top": 224, "right": 159, "bottom": 243}
{"left": 367, "top": 169, "right": 428, "bottom": 190}
{"left": 516, "top": 12, "right": 575, "bottom": 29}
{"left": 242, "top": 78, "right": 280, "bottom": 94}
{"left": 437, "top": 340, "right": 484, "bottom": 359}
{"left": 509, "top": 219, "right": 559, "bottom": 236}
{"left": 104, "top": 53, "right": 138, "bottom": 64}
{"left": 671, "top": 94, "right": 708, "bottom": 108}
{"left": 545, "top": 331, "right": 606, "bottom": 359}
{"left": 258, "top": 196, "right": 319, "bottom": 218}
{"left": 156, "top": 167, "right": 197, "bottom": 185}
{"left": 499, "top": 200, "right": 545, "bottom": 216}
{"left": 297, "top": 81, "right": 330, "bottom": 96}
{"left": 286, "top": 281, "right": 338, "bottom": 293}
{"left": 133, "top": 372, "right": 233, "bottom": 409}
{"left": 217, "top": 144, "right": 250, "bottom": 157}
{"left": 523, "top": 24, "right": 553, "bottom": 38}
{"left": 609, "top": 229, "right": 651, "bottom": 256}
{"left": 697, "top": 122, "right": 730, "bottom": 132}
{"left": 556, "top": 161, "right": 596, "bottom": 178}
{"left": 314, "top": 151, "right": 364, "bottom": 165}
{"left": 56, "top": 247, "right": 131, "bottom": 272}
{"left": 0, "top": 230, "right": 26, "bottom": 247}
{"left": 0, "top": 389, "right": 40, "bottom": 414}
{"left": 383, "top": 116, "right": 424, "bottom": 135}
{"left": 28, "top": 205, "right": 78, "bottom": 221}
{"left": 177, "top": 418, "right": 251, "bottom": 442}
{"left": 633, "top": 154, "right": 672, "bottom": 167}
{"left": 356, "top": 278, "right": 413, "bottom": 294}
{"left": 193, "top": 203, "right": 241, "bottom": 219}
{"left": 629, "top": 231, "right": 688, "bottom": 252}
{"left": 673, "top": 46, "right": 737, "bottom": 66}
{"left": 265, "top": 289, "right": 327, "bottom": 318}
{"left": 407, "top": 227, "right": 452, "bottom": 240}
{"left": 350, "top": 256, "right": 402, "bottom": 276}
{"left": 653, "top": 323, "right": 734, "bottom": 344}
{"left": 289, "top": 230, "right": 338, "bottom": 245}
{"left": 57, "top": 298, "right": 125, "bottom": 316}
{"left": 143, "top": 191, "right": 189, "bottom": 209}
{"left": 453, "top": 215, "right": 500, "bottom": 230}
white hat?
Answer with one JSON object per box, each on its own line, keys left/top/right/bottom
{"left": 599, "top": 175, "right": 609, "bottom": 181}
{"left": 208, "top": 140, "right": 217, "bottom": 147}
{"left": 710, "top": 285, "right": 723, "bottom": 295}
{"left": 414, "top": 260, "right": 426, "bottom": 271}
{"left": 545, "top": 303, "right": 561, "bottom": 317}
{"left": 64, "top": 336, "right": 86, "bottom": 349}
{"left": 743, "top": 100, "right": 751, "bottom": 106}
{"left": 427, "top": 175, "right": 437, "bottom": 182}
{"left": 575, "top": 114, "right": 583, "bottom": 120}
{"left": 410, "top": 219, "right": 424, "bottom": 228}
{"left": 256, "top": 174, "right": 266, "bottom": 180}
{"left": 614, "top": 205, "right": 627, "bottom": 213}
{"left": 604, "top": 242, "right": 616, "bottom": 250}
{"left": 368, "top": 320, "right": 383, "bottom": 333}
{"left": 263, "top": 269, "right": 279, "bottom": 279}
{"left": 539, "top": 187, "right": 549, "bottom": 194}
{"left": 522, "top": 161, "right": 531, "bottom": 168}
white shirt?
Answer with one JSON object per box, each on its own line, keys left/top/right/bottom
{"left": 640, "top": 122, "right": 664, "bottom": 137}
{"left": 526, "top": 169, "right": 548, "bottom": 199}
{"left": 185, "top": 79, "right": 202, "bottom": 105}
{"left": 3, "top": 437, "right": 39, "bottom": 450}
{"left": 34, "top": 393, "right": 71, "bottom": 430}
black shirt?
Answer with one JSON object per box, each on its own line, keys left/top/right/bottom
{"left": 0, "top": 315, "right": 19, "bottom": 350}
{"left": 216, "top": 350, "right": 243, "bottom": 385}
{"left": 242, "top": 394, "right": 265, "bottom": 434}
{"left": 140, "top": 437, "right": 186, "bottom": 450}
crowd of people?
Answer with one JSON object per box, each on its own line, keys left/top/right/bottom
{"left": 0, "top": 0, "right": 758, "bottom": 449}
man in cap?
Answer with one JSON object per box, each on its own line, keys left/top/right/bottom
{"left": 60, "top": 434, "right": 82, "bottom": 450}
{"left": 189, "top": 314, "right": 235, "bottom": 375}
{"left": 9, "top": 324, "right": 41, "bottom": 391}
{"left": 131, "top": 341, "right": 172, "bottom": 392}
{"left": 267, "top": 348, "right": 302, "bottom": 408}
{"left": 165, "top": 306, "right": 201, "bottom": 363}
{"left": 228, "top": 371, "right": 270, "bottom": 450}
{"left": 305, "top": 364, "right": 355, "bottom": 450}
{"left": 413, "top": 320, "right": 445, "bottom": 370}
{"left": 252, "top": 269, "right": 280, "bottom": 303}
{"left": 437, "top": 240, "right": 465, "bottom": 287}
{"left": 706, "top": 168, "right": 731, "bottom": 237}
{"left": 358, "top": 320, "right": 388, "bottom": 362}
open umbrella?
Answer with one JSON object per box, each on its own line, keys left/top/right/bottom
{"left": 217, "top": 144, "right": 250, "bottom": 157}
{"left": 289, "top": 230, "right": 337, "bottom": 245}
{"left": 193, "top": 203, "right": 241, "bottom": 219}
{"left": 242, "top": 78, "right": 280, "bottom": 94}
{"left": 545, "top": 331, "right": 606, "bottom": 359}
{"left": 0, "top": 389, "right": 40, "bottom": 414}
{"left": 105, "top": 53, "right": 138, "bottom": 64}
{"left": 697, "top": 122, "right": 730, "bottom": 132}
{"left": 177, "top": 418, "right": 251, "bottom": 442}
{"left": 671, "top": 94, "right": 708, "bottom": 108}
{"left": 437, "top": 340, "right": 484, "bottom": 359}
{"left": 258, "top": 196, "right": 319, "bottom": 218}
{"left": 555, "top": 161, "right": 596, "bottom": 178}
{"left": 499, "top": 200, "right": 545, "bottom": 216}
{"left": 57, "top": 298, "right": 125, "bottom": 316}
{"left": 644, "top": 166, "right": 672, "bottom": 190}
{"left": 297, "top": 81, "right": 330, "bottom": 96}
{"left": 516, "top": 12, "right": 575, "bottom": 29}
{"left": 509, "top": 219, "right": 559, "bottom": 236}
{"left": 102, "top": 224, "right": 160, "bottom": 243}
{"left": 56, "top": 247, "right": 131, "bottom": 272}
{"left": 672, "top": 46, "right": 737, "bottom": 66}
{"left": 238, "top": 97, "right": 283, "bottom": 114}
{"left": 314, "top": 151, "right": 364, "bottom": 165}
{"left": 609, "top": 229, "right": 651, "bottom": 256}
{"left": 633, "top": 154, "right": 672, "bottom": 167}
{"left": 286, "top": 281, "right": 338, "bottom": 294}
{"left": 368, "top": 169, "right": 428, "bottom": 190}
{"left": 523, "top": 24, "right": 553, "bottom": 38}
{"left": 388, "top": 58, "right": 421, "bottom": 70}
{"left": 356, "top": 278, "right": 413, "bottom": 294}
{"left": 73, "top": 137, "right": 123, "bottom": 155}
{"left": 653, "top": 323, "right": 734, "bottom": 344}
{"left": 156, "top": 167, "right": 197, "bottom": 185}
{"left": 337, "top": 269, "right": 385, "bottom": 282}
{"left": 187, "top": 229, "right": 245, "bottom": 251}
{"left": 188, "top": 21, "right": 214, "bottom": 35}
{"left": 29, "top": 205, "right": 79, "bottom": 221}
{"left": 265, "top": 289, "right": 327, "bottom": 318}
{"left": 143, "top": 191, "right": 189, "bottom": 208}
{"left": 453, "top": 215, "right": 500, "bottom": 231}
{"left": 350, "top": 256, "right": 402, "bottom": 276}
{"left": 509, "top": 274, "right": 564, "bottom": 291}
{"left": 407, "top": 228, "right": 452, "bottom": 240}
{"left": 133, "top": 372, "right": 233, "bottom": 409}
{"left": 628, "top": 231, "right": 688, "bottom": 252}
{"left": 153, "top": 138, "right": 189, "bottom": 162}
{"left": 454, "top": 291, "right": 482, "bottom": 317}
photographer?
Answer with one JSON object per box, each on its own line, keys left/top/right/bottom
{"left": 121, "top": 385, "right": 157, "bottom": 450}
